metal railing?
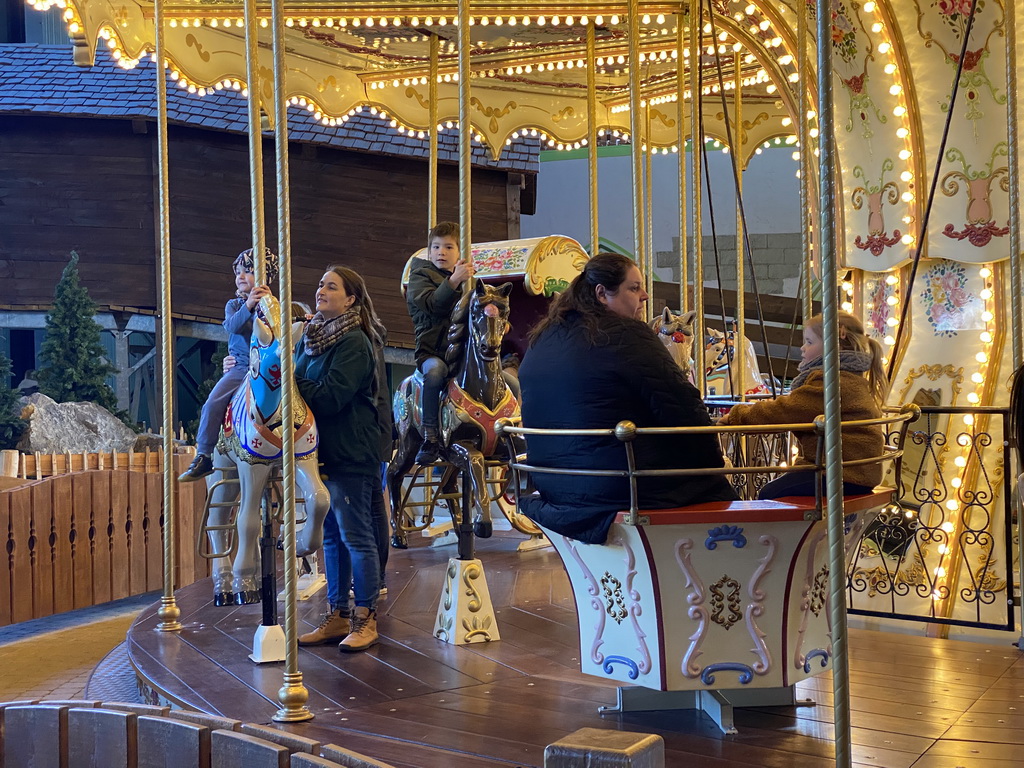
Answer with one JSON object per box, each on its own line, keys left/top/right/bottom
{"left": 498, "top": 403, "right": 1020, "bottom": 632}
{"left": 845, "top": 405, "right": 1017, "bottom": 631}
{"left": 497, "top": 405, "right": 917, "bottom": 525}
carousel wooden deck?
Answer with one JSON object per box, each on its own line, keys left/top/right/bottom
{"left": 127, "top": 532, "right": 1024, "bottom": 768}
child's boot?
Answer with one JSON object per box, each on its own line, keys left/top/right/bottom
{"left": 178, "top": 453, "right": 214, "bottom": 482}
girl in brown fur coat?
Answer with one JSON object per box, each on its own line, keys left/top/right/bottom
{"left": 719, "top": 312, "right": 888, "bottom": 499}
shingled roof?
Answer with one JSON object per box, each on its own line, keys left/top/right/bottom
{"left": 0, "top": 44, "right": 539, "bottom": 173}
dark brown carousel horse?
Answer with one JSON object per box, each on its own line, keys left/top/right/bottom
{"left": 387, "top": 281, "right": 518, "bottom": 551}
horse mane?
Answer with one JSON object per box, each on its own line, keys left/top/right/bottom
{"left": 443, "top": 290, "right": 472, "bottom": 376}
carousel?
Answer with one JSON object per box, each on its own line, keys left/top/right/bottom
{"left": 19, "top": 0, "right": 1024, "bottom": 765}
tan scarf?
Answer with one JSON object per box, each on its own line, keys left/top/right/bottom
{"left": 304, "top": 309, "right": 361, "bottom": 356}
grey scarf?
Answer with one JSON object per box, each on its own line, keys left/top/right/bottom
{"left": 790, "top": 350, "right": 872, "bottom": 391}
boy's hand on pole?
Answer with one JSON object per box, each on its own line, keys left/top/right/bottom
{"left": 450, "top": 261, "right": 474, "bottom": 287}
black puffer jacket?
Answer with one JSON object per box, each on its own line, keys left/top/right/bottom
{"left": 406, "top": 258, "right": 462, "bottom": 366}
{"left": 518, "top": 311, "right": 737, "bottom": 544}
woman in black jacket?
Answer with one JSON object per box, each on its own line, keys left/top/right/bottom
{"left": 294, "top": 265, "right": 386, "bottom": 652}
{"left": 518, "top": 253, "right": 736, "bottom": 544}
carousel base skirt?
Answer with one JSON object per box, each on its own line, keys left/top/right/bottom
{"left": 126, "top": 532, "right": 1024, "bottom": 768}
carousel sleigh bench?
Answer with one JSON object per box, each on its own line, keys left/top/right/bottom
{"left": 499, "top": 410, "right": 914, "bottom": 734}
{"left": 535, "top": 490, "right": 893, "bottom": 734}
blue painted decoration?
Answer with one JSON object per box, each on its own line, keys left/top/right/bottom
{"left": 705, "top": 525, "right": 747, "bottom": 550}
{"left": 602, "top": 655, "right": 640, "bottom": 680}
{"left": 803, "top": 649, "right": 831, "bottom": 673}
{"left": 700, "top": 662, "right": 754, "bottom": 685}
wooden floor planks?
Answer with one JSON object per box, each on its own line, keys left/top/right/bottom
{"left": 126, "top": 531, "right": 1024, "bottom": 767}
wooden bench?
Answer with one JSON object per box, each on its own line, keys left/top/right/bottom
{"left": 537, "top": 488, "right": 894, "bottom": 733}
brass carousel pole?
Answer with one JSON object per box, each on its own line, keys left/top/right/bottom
{"left": 587, "top": 21, "right": 599, "bottom": 255}
{"left": 429, "top": 34, "right": 440, "bottom": 228}
{"left": 690, "top": 0, "right": 706, "bottom": 391}
{"left": 628, "top": 0, "right": 645, "bottom": 310}
{"left": 798, "top": 0, "right": 813, "bottom": 323}
{"left": 677, "top": 19, "right": 688, "bottom": 313}
{"left": 243, "top": 0, "right": 266, "bottom": 273}
{"left": 458, "top": 0, "right": 472, "bottom": 277}
{"left": 1006, "top": 3, "right": 1022, "bottom": 367}
{"left": 1005, "top": 0, "right": 1024, "bottom": 653}
{"left": 733, "top": 51, "right": 745, "bottom": 400}
{"left": 153, "top": 0, "right": 181, "bottom": 634}
{"left": 645, "top": 102, "right": 654, "bottom": 319}
{"left": 816, "top": 0, "right": 853, "bottom": 763}
{"left": 269, "top": 0, "right": 312, "bottom": 723}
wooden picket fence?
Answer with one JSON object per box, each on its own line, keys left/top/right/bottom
{"left": 0, "top": 453, "right": 210, "bottom": 627}
{"left": 15, "top": 449, "right": 166, "bottom": 480}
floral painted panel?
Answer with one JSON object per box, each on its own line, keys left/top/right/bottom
{"left": 907, "top": 0, "right": 1010, "bottom": 264}
{"left": 919, "top": 260, "right": 983, "bottom": 337}
{"left": 864, "top": 273, "right": 898, "bottom": 342}
{"left": 834, "top": 0, "right": 915, "bottom": 271}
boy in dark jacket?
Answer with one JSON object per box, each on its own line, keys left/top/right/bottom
{"left": 405, "top": 221, "right": 474, "bottom": 464}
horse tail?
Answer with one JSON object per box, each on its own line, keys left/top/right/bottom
{"left": 1009, "top": 363, "right": 1024, "bottom": 467}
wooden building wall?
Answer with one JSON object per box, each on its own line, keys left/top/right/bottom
{"left": 0, "top": 115, "right": 519, "bottom": 348}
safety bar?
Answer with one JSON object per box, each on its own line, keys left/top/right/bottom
{"left": 496, "top": 403, "right": 920, "bottom": 526}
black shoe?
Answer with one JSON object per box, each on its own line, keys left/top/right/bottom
{"left": 415, "top": 439, "right": 442, "bottom": 465}
{"left": 178, "top": 453, "right": 214, "bottom": 482}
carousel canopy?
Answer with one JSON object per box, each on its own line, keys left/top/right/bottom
{"left": 26, "top": 0, "right": 1020, "bottom": 270}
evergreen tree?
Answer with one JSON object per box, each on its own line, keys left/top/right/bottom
{"left": 0, "top": 349, "right": 25, "bottom": 450}
{"left": 37, "top": 251, "right": 119, "bottom": 411}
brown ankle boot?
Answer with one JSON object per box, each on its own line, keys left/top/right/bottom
{"left": 338, "top": 606, "right": 378, "bottom": 652}
{"left": 298, "top": 608, "right": 350, "bottom": 646}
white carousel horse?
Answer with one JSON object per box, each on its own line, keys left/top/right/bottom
{"left": 651, "top": 307, "right": 696, "bottom": 382}
{"left": 704, "top": 326, "right": 770, "bottom": 397}
{"left": 204, "top": 295, "right": 331, "bottom": 606}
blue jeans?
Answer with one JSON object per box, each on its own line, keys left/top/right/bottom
{"left": 322, "top": 471, "right": 380, "bottom": 611}
{"left": 373, "top": 463, "right": 390, "bottom": 582}
{"left": 420, "top": 356, "right": 448, "bottom": 433}
{"left": 195, "top": 365, "right": 248, "bottom": 455}
{"left": 758, "top": 470, "right": 873, "bottom": 500}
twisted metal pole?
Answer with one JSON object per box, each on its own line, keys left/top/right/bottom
{"left": 243, "top": 0, "right": 266, "bottom": 276}
{"left": 269, "top": 0, "right": 312, "bottom": 723}
{"left": 690, "top": 0, "right": 705, "bottom": 391}
{"left": 1006, "top": 2, "right": 1021, "bottom": 367}
{"left": 734, "top": 51, "right": 745, "bottom": 400}
{"left": 677, "top": 20, "right": 688, "bottom": 312}
{"left": 644, "top": 103, "right": 654, "bottom": 319}
{"left": 628, "top": 0, "right": 645, "bottom": 293}
{"left": 429, "top": 34, "right": 440, "bottom": 229}
{"left": 587, "top": 21, "right": 599, "bottom": 255}
{"left": 458, "top": 0, "right": 472, "bottom": 279}
{"left": 798, "top": 0, "right": 813, "bottom": 324}
{"left": 153, "top": 0, "right": 181, "bottom": 634}
{"left": 816, "top": 0, "right": 851, "bottom": 764}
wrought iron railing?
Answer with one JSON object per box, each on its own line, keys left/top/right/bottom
{"left": 845, "top": 405, "right": 1016, "bottom": 631}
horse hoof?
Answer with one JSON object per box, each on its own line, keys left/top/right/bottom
{"left": 214, "top": 591, "right": 234, "bottom": 607}
{"left": 390, "top": 534, "right": 408, "bottom": 550}
{"left": 474, "top": 521, "right": 493, "bottom": 539}
{"left": 234, "top": 590, "right": 261, "bottom": 606}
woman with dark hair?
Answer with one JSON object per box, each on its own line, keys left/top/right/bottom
{"left": 518, "top": 253, "right": 736, "bottom": 544}
{"left": 294, "top": 265, "right": 386, "bottom": 652}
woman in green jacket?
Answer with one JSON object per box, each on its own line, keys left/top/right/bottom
{"left": 295, "top": 265, "right": 387, "bottom": 652}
